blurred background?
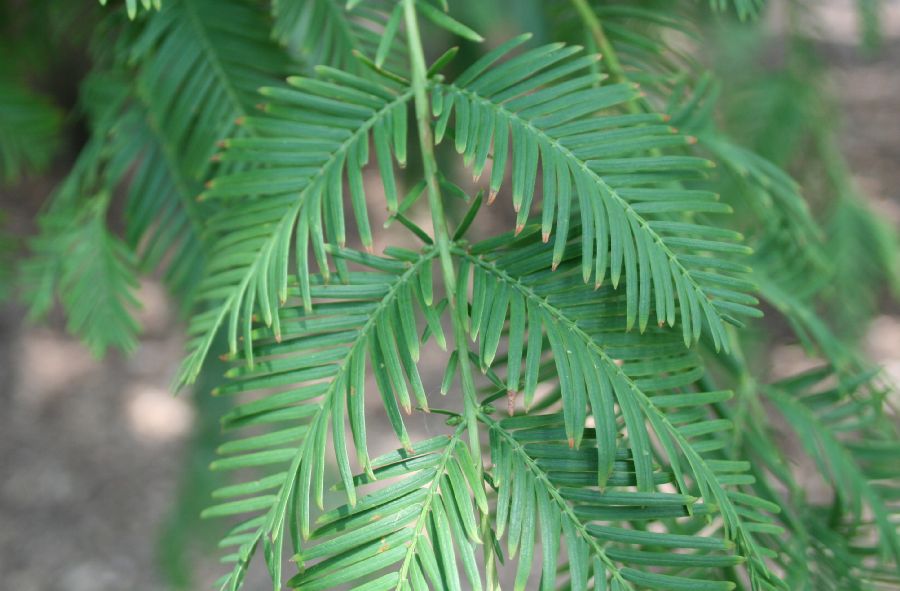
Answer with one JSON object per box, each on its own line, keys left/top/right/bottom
{"left": 1, "top": 0, "right": 899, "bottom": 589}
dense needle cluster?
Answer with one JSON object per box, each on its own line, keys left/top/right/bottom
{"left": 5, "top": 1, "right": 899, "bottom": 590}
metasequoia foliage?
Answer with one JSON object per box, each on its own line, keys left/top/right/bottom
{"left": 9, "top": 1, "right": 900, "bottom": 590}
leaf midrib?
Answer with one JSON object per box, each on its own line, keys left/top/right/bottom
{"left": 393, "top": 425, "right": 467, "bottom": 590}
{"left": 182, "top": 0, "right": 249, "bottom": 125}
{"left": 177, "top": 87, "right": 415, "bottom": 387}
{"left": 219, "top": 248, "right": 437, "bottom": 589}
{"left": 441, "top": 82, "right": 725, "bottom": 345}
{"left": 478, "top": 411, "right": 634, "bottom": 590}
{"left": 459, "top": 248, "right": 772, "bottom": 581}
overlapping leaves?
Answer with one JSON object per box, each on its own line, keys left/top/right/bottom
{"left": 22, "top": 193, "right": 141, "bottom": 355}
{"left": 459, "top": 232, "right": 782, "bottom": 589}
{"left": 709, "top": 0, "right": 765, "bottom": 20}
{"left": 66, "top": 5, "right": 892, "bottom": 591}
{"left": 99, "top": 0, "right": 161, "bottom": 20}
{"left": 272, "top": 0, "right": 407, "bottom": 73}
{"left": 483, "top": 411, "right": 748, "bottom": 591}
{"left": 107, "top": 101, "right": 207, "bottom": 298}
{"left": 0, "top": 57, "right": 62, "bottom": 184}
{"left": 130, "top": 0, "right": 289, "bottom": 180}
{"left": 201, "top": 247, "right": 440, "bottom": 589}
{"left": 763, "top": 369, "right": 900, "bottom": 587}
{"left": 176, "top": 66, "right": 414, "bottom": 388}
{"left": 289, "top": 431, "right": 486, "bottom": 591}
{"left": 435, "top": 36, "right": 760, "bottom": 350}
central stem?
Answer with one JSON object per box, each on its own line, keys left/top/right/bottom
{"left": 402, "top": 0, "right": 481, "bottom": 460}
{"left": 570, "top": 0, "right": 625, "bottom": 84}
{"left": 403, "top": 0, "right": 455, "bottom": 296}
{"left": 570, "top": 0, "right": 649, "bottom": 116}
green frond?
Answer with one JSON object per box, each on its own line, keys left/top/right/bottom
{"left": 713, "top": 36, "right": 825, "bottom": 172}
{"left": 702, "top": 137, "right": 824, "bottom": 257}
{"left": 201, "top": 247, "right": 440, "bottom": 590}
{"left": 289, "top": 429, "right": 485, "bottom": 591}
{"left": 105, "top": 94, "right": 208, "bottom": 299}
{"left": 746, "top": 190, "right": 898, "bottom": 370}
{"left": 482, "top": 411, "right": 745, "bottom": 591}
{"left": 8, "top": 3, "right": 895, "bottom": 590}
{"left": 554, "top": 2, "right": 704, "bottom": 108}
{"left": 414, "top": 0, "right": 484, "bottom": 43}
{"left": 824, "top": 197, "right": 900, "bottom": 338}
{"left": 708, "top": 0, "right": 765, "bottom": 20}
{"left": 14, "top": 95, "right": 115, "bottom": 336}
{"left": 130, "top": 0, "right": 290, "bottom": 179}
{"left": 16, "top": 61, "right": 211, "bottom": 325}
{"left": 176, "top": 67, "right": 414, "bottom": 388}
{"left": 763, "top": 369, "right": 900, "bottom": 588}
{"left": 560, "top": 5, "right": 816, "bottom": 260}
{"left": 272, "top": 0, "right": 408, "bottom": 73}
{"left": 21, "top": 193, "right": 141, "bottom": 356}
{"left": 660, "top": 75, "right": 822, "bottom": 259}
{"left": 436, "top": 38, "right": 759, "bottom": 350}
{"left": 751, "top": 243, "right": 857, "bottom": 369}
{"left": 99, "top": 0, "right": 161, "bottom": 20}
{"left": 0, "top": 60, "right": 62, "bottom": 184}
{"left": 458, "top": 233, "right": 781, "bottom": 588}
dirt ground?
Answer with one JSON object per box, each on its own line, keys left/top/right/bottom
{"left": 1, "top": 3, "right": 898, "bottom": 590}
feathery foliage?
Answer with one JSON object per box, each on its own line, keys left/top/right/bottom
{"left": 22, "top": 192, "right": 141, "bottom": 355}
{"left": 0, "top": 55, "right": 62, "bottom": 185}
{"left": 436, "top": 37, "right": 760, "bottom": 350}
{"left": 100, "top": 0, "right": 161, "bottom": 20}
{"left": 8, "top": 1, "right": 900, "bottom": 590}
{"left": 177, "top": 66, "right": 415, "bottom": 388}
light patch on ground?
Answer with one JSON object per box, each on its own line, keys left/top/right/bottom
{"left": 126, "top": 383, "right": 194, "bottom": 443}
{"left": 133, "top": 279, "right": 172, "bottom": 337}
{"left": 16, "top": 330, "right": 100, "bottom": 406}
{"left": 768, "top": 344, "right": 821, "bottom": 381}
{"left": 865, "top": 315, "right": 900, "bottom": 386}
